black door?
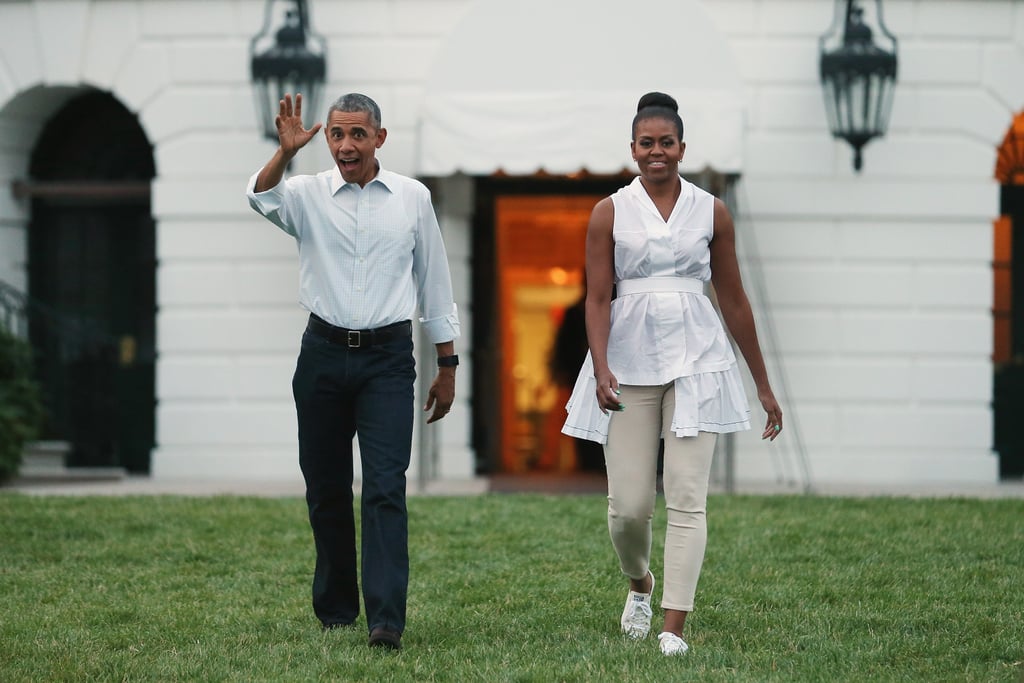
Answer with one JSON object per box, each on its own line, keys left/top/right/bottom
{"left": 994, "top": 184, "right": 1024, "bottom": 479}
{"left": 27, "top": 91, "right": 156, "bottom": 472}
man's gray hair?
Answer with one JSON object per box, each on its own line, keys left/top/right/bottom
{"left": 327, "top": 93, "right": 382, "bottom": 130}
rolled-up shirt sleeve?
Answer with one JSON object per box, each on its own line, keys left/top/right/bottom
{"left": 246, "top": 169, "right": 297, "bottom": 237}
{"left": 413, "top": 189, "right": 461, "bottom": 345}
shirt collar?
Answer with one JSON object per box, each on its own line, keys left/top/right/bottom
{"left": 628, "top": 175, "right": 692, "bottom": 218}
{"left": 329, "top": 163, "right": 397, "bottom": 195}
{"left": 629, "top": 174, "right": 692, "bottom": 199}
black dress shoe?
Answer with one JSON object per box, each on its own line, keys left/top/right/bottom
{"left": 368, "top": 627, "right": 402, "bottom": 650}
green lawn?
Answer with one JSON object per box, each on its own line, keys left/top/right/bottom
{"left": 0, "top": 492, "right": 1021, "bottom": 682}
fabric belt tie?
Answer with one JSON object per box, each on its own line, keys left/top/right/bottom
{"left": 616, "top": 276, "right": 705, "bottom": 297}
{"left": 307, "top": 314, "right": 412, "bottom": 349}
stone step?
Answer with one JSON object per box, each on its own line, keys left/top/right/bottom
{"left": 21, "top": 440, "right": 71, "bottom": 471}
{"left": 14, "top": 467, "right": 128, "bottom": 483}
{"left": 18, "top": 440, "right": 127, "bottom": 482}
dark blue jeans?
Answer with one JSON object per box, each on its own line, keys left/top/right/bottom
{"left": 292, "top": 326, "right": 416, "bottom": 635}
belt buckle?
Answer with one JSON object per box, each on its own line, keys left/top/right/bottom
{"left": 347, "top": 330, "right": 361, "bottom": 348}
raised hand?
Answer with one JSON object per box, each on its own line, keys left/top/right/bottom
{"left": 275, "top": 93, "right": 323, "bottom": 155}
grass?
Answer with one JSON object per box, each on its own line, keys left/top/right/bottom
{"left": 0, "top": 492, "right": 1022, "bottom": 682}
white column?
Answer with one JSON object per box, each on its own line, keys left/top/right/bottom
{"left": 428, "top": 174, "right": 475, "bottom": 479}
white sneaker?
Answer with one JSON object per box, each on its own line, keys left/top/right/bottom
{"left": 658, "top": 631, "right": 689, "bottom": 656}
{"left": 619, "top": 572, "right": 655, "bottom": 639}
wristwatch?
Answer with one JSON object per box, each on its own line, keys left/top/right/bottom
{"left": 437, "top": 354, "right": 459, "bottom": 368}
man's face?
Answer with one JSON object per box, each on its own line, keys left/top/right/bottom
{"left": 325, "top": 110, "right": 387, "bottom": 186}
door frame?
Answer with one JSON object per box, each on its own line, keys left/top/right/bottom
{"left": 470, "top": 175, "right": 630, "bottom": 473}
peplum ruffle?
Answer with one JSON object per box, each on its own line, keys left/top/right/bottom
{"left": 561, "top": 351, "right": 751, "bottom": 444}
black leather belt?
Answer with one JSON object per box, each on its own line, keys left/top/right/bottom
{"left": 307, "top": 314, "right": 411, "bottom": 349}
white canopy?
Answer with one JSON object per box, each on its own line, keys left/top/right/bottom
{"left": 416, "top": 0, "right": 747, "bottom": 177}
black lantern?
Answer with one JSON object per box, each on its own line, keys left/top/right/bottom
{"left": 819, "top": 0, "right": 898, "bottom": 171}
{"left": 250, "top": 0, "right": 327, "bottom": 141}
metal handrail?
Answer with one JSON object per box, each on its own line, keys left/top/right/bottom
{"left": 0, "top": 279, "right": 30, "bottom": 340}
{"left": 0, "top": 279, "right": 120, "bottom": 354}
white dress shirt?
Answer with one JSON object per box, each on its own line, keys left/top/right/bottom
{"left": 606, "top": 176, "right": 735, "bottom": 383}
{"left": 247, "top": 165, "right": 460, "bottom": 345}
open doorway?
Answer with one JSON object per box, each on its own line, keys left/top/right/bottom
{"left": 471, "top": 176, "right": 628, "bottom": 475}
{"left": 471, "top": 173, "right": 738, "bottom": 477}
{"left": 496, "top": 195, "right": 595, "bottom": 473}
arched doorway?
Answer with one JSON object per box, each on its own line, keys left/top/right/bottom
{"left": 993, "top": 110, "right": 1024, "bottom": 479}
{"left": 24, "top": 90, "right": 156, "bottom": 472}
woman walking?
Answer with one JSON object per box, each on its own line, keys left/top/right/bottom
{"left": 563, "top": 91, "right": 783, "bottom": 656}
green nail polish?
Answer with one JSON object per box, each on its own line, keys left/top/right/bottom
{"left": 617, "top": 403, "right": 625, "bottom": 411}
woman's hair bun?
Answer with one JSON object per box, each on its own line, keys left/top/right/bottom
{"left": 637, "top": 92, "right": 678, "bottom": 114}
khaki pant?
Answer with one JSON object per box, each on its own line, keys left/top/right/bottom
{"left": 604, "top": 383, "right": 717, "bottom": 612}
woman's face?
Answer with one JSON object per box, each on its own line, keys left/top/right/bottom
{"left": 631, "top": 117, "right": 685, "bottom": 182}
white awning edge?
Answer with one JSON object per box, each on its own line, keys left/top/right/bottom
{"left": 418, "top": 89, "right": 745, "bottom": 177}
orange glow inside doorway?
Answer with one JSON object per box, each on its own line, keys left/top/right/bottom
{"left": 495, "top": 195, "right": 600, "bottom": 473}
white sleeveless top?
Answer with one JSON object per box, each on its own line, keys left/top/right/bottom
{"left": 561, "top": 176, "right": 751, "bottom": 444}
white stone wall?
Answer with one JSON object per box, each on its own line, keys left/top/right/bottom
{"left": 0, "top": 0, "right": 1020, "bottom": 486}
{"left": 712, "top": 0, "right": 1020, "bottom": 485}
